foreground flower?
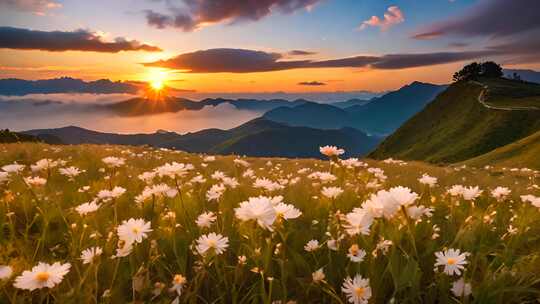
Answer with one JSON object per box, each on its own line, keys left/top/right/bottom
{"left": 117, "top": 218, "right": 152, "bottom": 244}
{"left": 434, "top": 248, "right": 469, "bottom": 276}
{"left": 320, "top": 145, "right": 345, "bottom": 157}
{"left": 461, "top": 186, "right": 483, "bottom": 201}
{"left": 97, "top": 186, "right": 126, "bottom": 201}
{"left": 447, "top": 185, "right": 465, "bottom": 197}
{"left": 2, "top": 163, "right": 25, "bottom": 174}
{"left": 253, "top": 178, "right": 283, "bottom": 192}
{"left": 75, "top": 201, "right": 100, "bottom": 216}
{"left": 80, "top": 247, "right": 103, "bottom": 264}
{"left": 342, "top": 274, "right": 372, "bottom": 304}
{"left": 451, "top": 278, "right": 472, "bottom": 297}
{"left": 196, "top": 211, "right": 217, "bottom": 228}
{"left": 206, "top": 184, "right": 226, "bottom": 202}
{"left": 155, "top": 162, "right": 193, "bottom": 179}
{"left": 312, "top": 268, "right": 325, "bottom": 283}
{"left": 0, "top": 265, "right": 13, "bottom": 280}
{"left": 31, "top": 159, "right": 58, "bottom": 172}
{"left": 235, "top": 196, "right": 277, "bottom": 230}
{"left": 363, "top": 188, "right": 414, "bottom": 219}
{"left": 418, "top": 174, "right": 438, "bottom": 187}
{"left": 14, "top": 262, "right": 71, "bottom": 291}
{"left": 59, "top": 166, "right": 82, "bottom": 179}
{"left": 24, "top": 176, "right": 47, "bottom": 186}
{"left": 304, "top": 240, "right": 320, "bottom": 252}
{"left": 102, "top": 156, "right": 125, "bottom": 168}
{"left": 321, "top": 186, "right": 343, "bottom": 199}
{"left": 387, "top": 186, "right": 419, "bottom": 206}
{"left": 274, "top": 203, "right": 302, "bottom": 220}
{"left": 196, "top": 233, "right": 229, "bottom": 256}
{"left": 344, "top": 208, "right": 374, "bottom": 236}
{"left": 347, "top": 244, "right": 367, "bottom": 263}
{"left": 521, "top": 194, "right": 540, "bottom": 208}
{"left": 170, "top": 274, "right": 187, "bottom": 296}
{"left": 491, "top": 186, "right": 511, "bottom": 202}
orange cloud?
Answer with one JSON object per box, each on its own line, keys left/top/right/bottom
{"left": 358, "top": 6, "right": 404, "bottom": 31}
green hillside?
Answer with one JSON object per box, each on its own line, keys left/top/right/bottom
{"left": 464, "top": 129, "right": 540, "bottom": 169}
{"left": 370, "top": 77, "right": 540, "bottom": 163}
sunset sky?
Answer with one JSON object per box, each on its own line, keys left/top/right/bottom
{"left": 0, "top": 0, "right": 538, "bottom": 93}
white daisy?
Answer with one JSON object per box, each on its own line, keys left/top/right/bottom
{"left": 342, "top": 274, "right": 372, "bottom": 304}
{"left": 434, "top": 248, "right": 469, "bottom": 276}
{"left": 13, "top": 262, "right": 71, "bottom": 291}
{"left": 195, "top": 233, "right": 229, "bottom": 256}
{"left": 196, "top": 211, "right": 217, "bottom": 228}
{"left": 347, "top": 244, "right": 366, "bottom": 263}
{"left": 117, "top": 218, "right": 152, "bottom": 244}
{"left": 80, "top": 247, "right": 103, "bottom": 264}
{"left": 235, "top": 196, "right": 277, "bottom": 230}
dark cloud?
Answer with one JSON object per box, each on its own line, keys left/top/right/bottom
{"left": 372, "top": 51, "right": 497, "bottom": 69}
{"left": 143, "top": 48, "right": 497, "bottom": 73}
{"left": 288, "top": 50, "right": 317, "bottom": 56}
{"left": 145, "top": 0, "right": 322, "bottom": 31}
{"left": 0, "top": 0, "right": 61, "bottom": 14}
{"left": 448, "top": 42, "right": 468, "bottom": 48}
{"left": 0, "top": 27, "right": 162, "bottom": 52}
{"left": 413, "top": 0, "right": 540, "bottom": 39}
{"left": 298, "top": 81, "right": 326, "bottom": 86}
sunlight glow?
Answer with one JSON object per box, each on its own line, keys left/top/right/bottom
{"left": 146, "top": 68, "right": 168, "bottom": 92}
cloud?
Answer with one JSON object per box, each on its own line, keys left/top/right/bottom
{"left": 288, "top": 50, "right": 317, "bottom": 56}
{"left": 412, "top": 0, "right": 540, "bottom": 39}
{"left": 0, "top": 27, "right": 162, "bottom": 52}
{"left": 144, "top": 48, "right": 496, "bottom": 73}
{"left": 0, "top": 0, "right": 61, "bottom": 15}
{"left": 359, "top": 6, "right": 404, "bottom": 31}
{"left": 298, "top": 81, "right": 326, "bottom": 86}
{"left": 372, "top": 51, "right": 497, "bottom": 69}
{"left": 144, "top": 0, "right": 322, "bottom": 31}
{"left": 448, "top": 42, "right": 469, "bottom": 48}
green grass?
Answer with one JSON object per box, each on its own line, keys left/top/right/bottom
{"left": 1, "top": 143, "right": 540, "bottom": 303}
{"left": 482, "top": 78, "right": 540, "bottom": 108}
{"left": 370, "top": 78, "right": 540, "bottom": 164}
{"left": 464, "top": 130, "right": 540, "bottom": 169}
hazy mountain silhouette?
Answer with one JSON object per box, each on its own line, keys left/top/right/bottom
{"left": 0, "top": 77, "right": 140, "bottom": 95}
{"left": 263, "top": 82, "right": 447, "bottom": 135}
{"left": 23, "top": 118, "right": 381, "bottom": 158}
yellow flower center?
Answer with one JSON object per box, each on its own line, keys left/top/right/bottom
{"left": 207, "top": 239, "right": 217, "bottom": 248}
{"left": 36, "top": 272, "right": 50, "bottom": 282}
{"left": 173, "top": 274, "right": 186, "bottom": 285}
{"left": 132, "top": 227, "right": 140, "bottom": 234}
{"left": 355, "top": 287, "right": 365, "bottom": 297}
{"left": 349, "top": 244, "right": 359, "bottom": 255}
{"left": 447, "top": 258, "right": 456, "bottom": 265}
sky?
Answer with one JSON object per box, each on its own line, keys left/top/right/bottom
{"left": 0, "top": 0, "right": 539, "bottom": 93}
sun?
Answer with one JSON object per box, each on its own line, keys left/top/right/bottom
{"left": 150, "top": 79, "right": 164, "bottom": 91}
{"left": 146, "top": 69, "right": 168, "bottom": 92}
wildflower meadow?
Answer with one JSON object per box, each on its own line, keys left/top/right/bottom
{"left": 0, "top": 143, "right": 540, "bottom": 303}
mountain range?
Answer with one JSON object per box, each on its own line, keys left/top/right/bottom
{"left": 102, "top": 97, "right": 309, "bottom": 116}
{"left": 263, "top": 81, "right": 447, "bottom": 135}
{"left": 22, "top": 118, "right": 381, "bottom": 158}
{"left": 0, "top": 77, "right": 141, "bottom": 95}
{"left": 370, "top": 77, "right": 540, "bottom": 164}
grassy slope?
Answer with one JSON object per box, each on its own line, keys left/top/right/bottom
{"left": 482, "top": 78, "right": 540, "bottom": 108}
{"left": 370, "top": 78, "right": 540, "bottom": 163}
{"left": 464, "top": 129, "right": 540, "bottom": 169}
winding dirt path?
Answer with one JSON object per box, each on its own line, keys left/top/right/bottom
{"left": 470, "top": 80, "right": 540, "bottom": 111}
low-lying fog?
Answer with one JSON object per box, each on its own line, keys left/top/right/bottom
{"left": 0, "top": 94, "right": 263, "bottom": 134}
